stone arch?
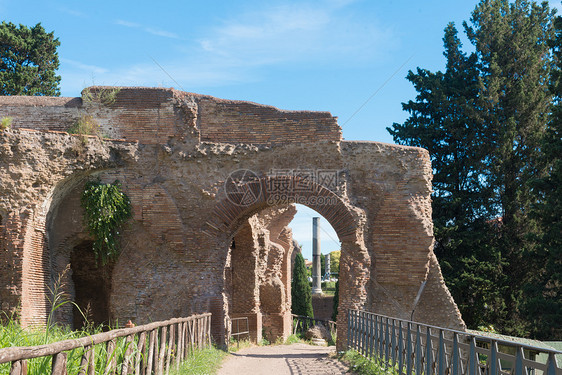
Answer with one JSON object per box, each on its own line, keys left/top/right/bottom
{"left": 207, "top": 175, "right": 369, "bottom": 347}
{"left": 205, "top": 175, "right": 359, "bottom": 242}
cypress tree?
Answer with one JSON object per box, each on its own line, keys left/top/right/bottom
{"left": 332, "top": 278, "right": 339, "bottom": 322}
{"left": 291, "top": 252, "right": 314, "bottom": 318}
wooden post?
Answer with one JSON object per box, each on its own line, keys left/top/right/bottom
{"left": 52, "top": 352, "right": 67, "bottom": 375}
{"left": 79, "top": 345, "right": 94, "bottom": 375}
{"left": 176, "top": 323, "right": 184, "bottom": 366}
{"left": 10, "top": 360, "right": 27, "bottom": 375}
{"left": 135, "top": 332, "right": 146, "bottom": 375}
{"left": 105, "top": 339, "right": 116, "bottom": 375}
{"left": 121, "top": 335, "right": 134, "bottom": 375}
{"left": 157, "top": 326, "right": 167, "bottom": 375}
{"left": 146, "top": 329, "right": 157, "bottom": 375}
{"left": 165, "top": 325, "right": 174, "bottom": 374}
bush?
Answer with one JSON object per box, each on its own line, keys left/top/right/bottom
{"left": 339, "top": 350, "right": 398, "bottom": 375}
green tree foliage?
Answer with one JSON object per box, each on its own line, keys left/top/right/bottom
{"left": 466, "top": 1, "right": 555, "bottom": 336}
{"left": 0, "top": 22, "right": 60, "bottom": 96}
{"left": 329, "top": 250, "right": 340, "bottom": 274}
{"left": 332, "top": 278, "right": 339, "bottom": 321}
{"left": 520, "top": 15, "right": 562, "bottom": 340}
{"left": 81, "top": 180, "right": 132, "bottom": 265}
{"left": 291, "top": 252, "right": 314, "bottom": 318}
{"left": 388, "top": 0, "right": 557, "bottom": 337}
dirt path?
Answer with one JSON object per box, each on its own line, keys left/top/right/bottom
{"left": 217, "top": 343, "right": 350, "bottom": 375}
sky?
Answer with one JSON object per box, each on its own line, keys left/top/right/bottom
{"left": 3, "top": 0, "right": 561, "bottom": 260}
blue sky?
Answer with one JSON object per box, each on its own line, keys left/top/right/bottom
{"left": 3, "top": 0, "right": 560, "bottom": 260}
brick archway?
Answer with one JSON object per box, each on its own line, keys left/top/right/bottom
{"left": 205, "top": 175, "right": 359, "bottom": 242}
{"left": 206, "top": 175, "right": 370, "bottom": 348}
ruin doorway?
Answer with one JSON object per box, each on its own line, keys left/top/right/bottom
{"left": 224, "top": 202, "right": 349, "bottom": 344}
{"left": 70, "top": 240, "right": 114, "bottom": 330}
{"left": 289, "top": 204, "right": 341, "bottom": 322}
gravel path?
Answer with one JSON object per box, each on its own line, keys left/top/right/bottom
{"left": 217, "top": 343, "right": 350, "bottom": 375}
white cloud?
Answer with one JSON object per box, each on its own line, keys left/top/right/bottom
{"left": 197, "top": 2, "right": 393, "bottom": 67}
{"left": 144, "top": 27, "right": 180, "bottom": 39}
{"left": 60, "top": 58, "right": 108, "bottom": 74}
{"left": 58, "top": 6, "right": 86, "bottom": 18}
{"left": 114, "top": 19, "right": 180, "bottom": 39}
{"left": 61, "top": 1, "right": 394, "bottom": 95}
{"left": 115, "top": 19, "right": 141, "bottom": 28}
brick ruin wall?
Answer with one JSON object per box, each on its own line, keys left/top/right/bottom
{"left": 0, "top": 87, "right": 464, "bottom": 348}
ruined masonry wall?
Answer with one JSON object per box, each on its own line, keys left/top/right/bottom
{"left": 0, "top": 87, "right": 465, "bottom": 347}
{"left": 0, "top": 87, "right": 341, "bottom": 146}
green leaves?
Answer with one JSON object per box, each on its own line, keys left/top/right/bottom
{"left": 81, "top": 180, "right": 132, "bottom": 265}
{"left": 388, "top": 0, "right": 559, "bottom": 338}
{"left": 291, "top": 252, "right": 314, "bottom": 318}
{"left": 0, "top": 21, "right": 61, "bottom": 96}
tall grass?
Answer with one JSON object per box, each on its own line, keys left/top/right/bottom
{"left": 170, "top": 346, "right": 226, "bottom": 375}
{"left": 1, "top": 319, "right": 214, "bottom": 375}
{"left": 0, "top": 318, "right": 111, "bottom": 374}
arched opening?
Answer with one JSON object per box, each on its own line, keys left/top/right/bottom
{"left": 224, "top": 203, "right": 347, "bottom": 343}
{"left": 289, "top": 204, "right": 341, "bottom": 321}
{"left": 208, "top": 174, "right": 370, "bottom": 348}
{"left": 225, "top": 205, "right": 295, "bottom": 343}
{"left": 70, "top": 240, "right": 115, "bottom": 330}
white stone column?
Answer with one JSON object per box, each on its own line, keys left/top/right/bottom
{"left": 312, "top": 217, "right": 322, "bottom": 295}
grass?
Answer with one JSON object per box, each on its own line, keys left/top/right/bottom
{"left": 0, "top": 319, "right": 120, "bottom": 375}
{"left": 0, "top": 318, "right": 219, "bottom": 375}
{"left": 284, "top": 334, "right": 304, "bottom": 345}
{"left": 339, "top": 350, "right": 399, "bottom": 375}
{"left": 170, "top": 346, "right": 227, "bottom": 375}
{"left": 228, "top": 337, "right": 253, "bottom": 352}
{"left": 0, "top": 117, "right": 12, "bottom": 131}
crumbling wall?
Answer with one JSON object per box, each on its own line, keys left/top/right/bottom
{"left": 0, "top": 128, "right": 138, "bottom": 326}
{"left": 0, "top": 87, "right": 465, "bottom": 348}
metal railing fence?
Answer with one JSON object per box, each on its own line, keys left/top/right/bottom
{"left": 347, "top": 310, "right": 562, "bottom": 375}
{"left": 228, "top": 317, "right": 250, "bottom": 346}
{"left": 0, "top": 313, "right": 212, "bottom": 375}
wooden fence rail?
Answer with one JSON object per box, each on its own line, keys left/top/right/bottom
{"left": 0, "top": 313, "right": 212, "bottom": 375}
{"left": 347, "top": 310, "right": 562, "bottom": 375}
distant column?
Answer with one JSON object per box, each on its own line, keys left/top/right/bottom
{"left": 312, "top": 217, "right": 322, "bottom": 295}
{"left": 325, "top": 253, "right": 331, "bottom": 280}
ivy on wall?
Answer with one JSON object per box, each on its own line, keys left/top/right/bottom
{"left": 81, "top": 180, "right": 132, "bottom": 265}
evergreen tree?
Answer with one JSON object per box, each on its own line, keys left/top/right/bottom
{"left": 332, "top": 279, "right": 339, "bottom": 322}
{"left": 521, "top": 15, "right": 562, "bottom": 340}
{"left": 0, "top": 22, "right": 61, "bottom": 96}
{"left": 388, "top": 0, "right": 556, "bottom": 336}
{"left": 291, "top": 252, "right": 314, "bottom": 318}
{"left": 388, "top": 23, "right": 505, "bottom": 329}
{"left": 464, "top": 0, "right": 555, "bottom": 336}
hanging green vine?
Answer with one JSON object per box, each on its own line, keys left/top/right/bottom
{"left": 81, "top": 180, "right": 132, "bottom": 265}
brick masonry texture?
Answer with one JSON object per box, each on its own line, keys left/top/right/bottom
{"left": 0, "top": 87, "right": 465, "bottom": 349}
